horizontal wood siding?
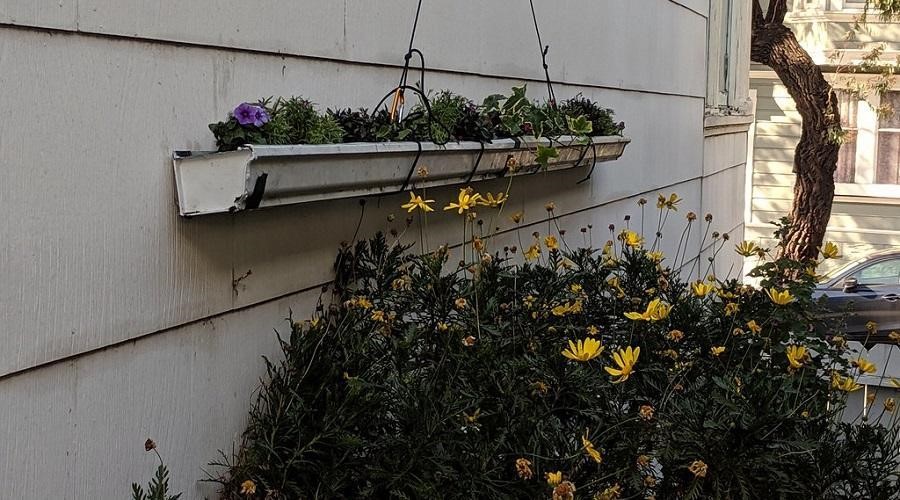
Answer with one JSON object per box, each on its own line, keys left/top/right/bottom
{"left": 0, "top": 2, "right": 747, "bottom": 497}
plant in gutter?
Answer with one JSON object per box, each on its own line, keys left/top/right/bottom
{"left": 209, "top": 97, "right": 344, "bottom": 151}
{"left": 208, "top": 86, "right": 625, "bottom": 158}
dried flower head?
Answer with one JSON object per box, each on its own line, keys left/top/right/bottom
{"left": 639, "top": 404, "right": 655, "bottom": 421}
{"left": 144, "top": 439, "right": 157, "bottom": 452}
{"left": 552, "top": 481, "right": 576, "bottom": 500}
{"left": 240, "top": 479, "right": 257, "bottom": 496}
{"left": 515, "top": 458, "right": 533, "bottom": 480}
{"left": 688, "top": 460, "right": 708, "bottom": 478}
{"left": 595, "top": 484, "right": 622, "bottom": 500}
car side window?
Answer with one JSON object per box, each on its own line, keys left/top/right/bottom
{"left": 851, "top": 258, "right": 900, "bottom": 286}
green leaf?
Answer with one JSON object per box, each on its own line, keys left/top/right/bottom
{"left": 535, "top": 145, "right": 559, "bottom": 168}
{"left": 566, "top": 114, "right": 594, "bottom": 136}
{"left": 501, "top": 115, "right": 524, "bottom": 135}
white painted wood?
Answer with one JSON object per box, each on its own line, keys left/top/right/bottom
{"left": 703, "top": 132, "right": 748, "bottom": 177}
{"left": 0, "top": 288, "right": 295, "bottom": 500}
{"left": 1, "top": 0, "right": 708, "bottom": 99}
{"left": 174, "top": 137, "right": 630, "bottom": 216}
{"left": 702, "top": 163, "right": 747, "bottom": 238}
{"left": 0, "top": 3, "right": 753, "bottom": 497}
{"left": 0, "top": 26, "right": 707, "bottom": 377}
{"left": 0, "top": 0, "right": 76, "bottom": 28}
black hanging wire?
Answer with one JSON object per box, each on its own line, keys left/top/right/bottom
{"left": 374, "top": 0, "right": 480, "bottom": 193}
{"left": 529, "top": 0, "right": 557, "bottom": 107}
{"left": 576, "top": 138, "right": 599, "bottom": 184}
{"left": 527, "top": 1, "right": 601, "bottom": 183}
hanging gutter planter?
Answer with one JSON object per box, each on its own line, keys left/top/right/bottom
{"left": 173, "top": 135, "right": 630, "bottom": 216}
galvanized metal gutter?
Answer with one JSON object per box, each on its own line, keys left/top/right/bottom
{"left": 173, "top": 135, "right": 630, "bottom": 216}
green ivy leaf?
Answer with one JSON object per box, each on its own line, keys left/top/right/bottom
{"left": 501, "top": 115, "right": 524, "bottom": 135}
{"left": 566, "top": 115, "right": 594, "bottom": 136}
{"left": 535, "top": 145, "right": 559, "bottom": 168}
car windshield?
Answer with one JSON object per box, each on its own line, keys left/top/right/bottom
{"left": 819, "top": 257, "right": 867, "bottom": 283}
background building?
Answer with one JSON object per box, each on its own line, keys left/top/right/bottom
{"left": 747, "top": 0, "right": 900, "bottom": 422}
{"left": 0, "top": 1, "right": 751, "bottom": 497}
{"left": 748, "top": 0, "right": 900, "bottom": 268}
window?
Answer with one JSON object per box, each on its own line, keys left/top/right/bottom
{"left": 852, "top": 258, "right": 900, "bottom": 286}
{"left": 707, "top": 1, "right": 733, "bottom": 107}
{"left": 876, "top": 91, "right": 900, "bottom": 184}
{"left": 830, "top": 88, "right": 900, "bottom": 196}
{"left": 836, "top": 90, "right": 858, "bottom": 183}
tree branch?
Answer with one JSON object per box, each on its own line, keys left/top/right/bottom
{"left": 766, "top": 0, "right": 788, "bottom": 24}
{"left": 752, "top": 0, "right": 765, "bottom": 27}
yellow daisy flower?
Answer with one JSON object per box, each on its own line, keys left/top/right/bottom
{"left": 820, "top": 241, "right": 840, "bottom": 259}
{"left": 478, "top": 191, "right": 508, "bottom": 208}
{"left": 852, "top": 357, "right": 877, "bottom": 375}
{"left": 400, "top": 191, "right": 435, "bottom": 213}
{"left": 624, "top": 299, "right": 671, "bottom": 322}
{"left": 786, "top": 345, "right": 808, "bottom": 369}
{"left": 766, "top": 288, "right": 795, "bottom": 306}
{"left": 605, "top": 346, "right": 640, "bottom": 383}
{"left": 734, "top": 240, "right": 759, "bottom": 257}
{"left": 691, "top": 281, "right": 714, "bottom": 297}
{"left": 831, "top": 372, "right": 862, "bottom": 392}
{"left": 621, "top": 230, "right": 644, "bottom": 249}
{"left": 562, "top": 338, "right": 604, "bottom": 362}
{"left": 444, "top": 188, "right": 482, "bottom": 214}
{"left": 746, "top": 320, "right": 762, "bottom": 335}
{"left": 582, "top": 431, "right": 603, "bottom": 463}
{"left": 546, "top": 471, "right": 563, "bottom": 487}
{"left": 545, "top": 235, "right": 560, "bottom": 251}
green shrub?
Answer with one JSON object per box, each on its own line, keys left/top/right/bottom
{"left": 212, "top": 193, "right": 900, "bottom": 499}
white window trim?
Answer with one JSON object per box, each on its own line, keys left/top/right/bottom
{"left": 707, "top": 1, "right": 752, "bottom": 114}
{"left": 835, "top": 91, "right": 900, "bottom": 197}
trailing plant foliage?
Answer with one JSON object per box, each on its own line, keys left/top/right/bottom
{"left": 208, "top": 86, "right": 624, "bottom": 152}
{"left": 211, "top": 194, "right": 899, "bottom": 499}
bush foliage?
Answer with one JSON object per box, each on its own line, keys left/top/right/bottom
{"left": 212, "top": 193, "right": 900, "bottom": 499}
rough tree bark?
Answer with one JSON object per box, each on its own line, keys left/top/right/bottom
{"left": 750, "top": 0, "right": 841, "bottom": 261}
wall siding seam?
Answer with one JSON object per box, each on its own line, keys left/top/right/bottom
{"left": 0, "top": 175, "right": 716, "bottom": 380}
{"left": 0, "top": 22, "right": 707, "bottom": 100}
{"left": 666, "top": 0, "right": 708, "bottom": 18}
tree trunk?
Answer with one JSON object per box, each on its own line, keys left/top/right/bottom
{"left": 751, "top": 22, "right": 841, "bottom": 261}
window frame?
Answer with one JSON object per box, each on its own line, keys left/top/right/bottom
{"left": 707, "top": 0, "right": 751, "bottom": 111}
{"left": 834, "top": 89, "right": 900, "bottom": 198}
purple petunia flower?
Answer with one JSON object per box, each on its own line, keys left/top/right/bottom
{"left": 233, "top": 102, "right": 270, "bottom": 128}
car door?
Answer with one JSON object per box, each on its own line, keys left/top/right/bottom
{"left": 828, "top": 257, "right": 900, "bottom": 338}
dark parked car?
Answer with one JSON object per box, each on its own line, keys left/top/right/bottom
{"left": 814, "top": 249, "right": 900, "bottom": 343}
